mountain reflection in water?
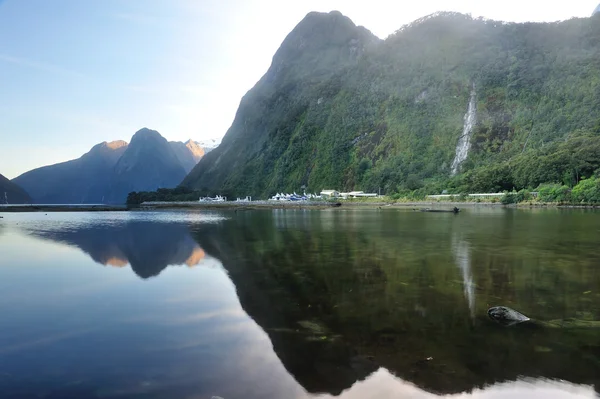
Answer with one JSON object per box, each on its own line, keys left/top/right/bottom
{"left": 26, "top": 220, "right": 217, "bottom": 278}
{"left": 1, "top": 209, "right": 599, "bottom": 399}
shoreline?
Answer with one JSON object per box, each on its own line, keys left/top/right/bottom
{"left": 1, "top": 201, "right": 598, "bottom": 213}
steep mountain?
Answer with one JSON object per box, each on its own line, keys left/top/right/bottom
{"left": 14, "top": 129, "right": 196, "bottom": 204}
{"left": 169, "top": 139, "right": 205, "bottom": 173}
{"left": 13, "top": 140, "right": 128, "bottom": 204}
{"left": 182, "top": 11, "right": 600, "bottom": 197}
{"left": 107, "top": 128, "right": 188, "bottom": 203}
{"left": 0, "top": 173, "right": 31, "bottom": 204}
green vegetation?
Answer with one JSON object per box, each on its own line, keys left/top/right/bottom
{"left": 180, "top": 12, "right": 600, "bottom": 201}
{"left": 572, "top": 176, "right": 600, "bottom": 203}
{"left": 126, "top": 187, "right": 201, "bottom": 204}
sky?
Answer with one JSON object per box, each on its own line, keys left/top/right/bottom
{"left": 0, "top": 0, "right": 598, "bottom": 178}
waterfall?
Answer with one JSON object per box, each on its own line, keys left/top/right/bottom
{"left": 452, "top": 236, "right": 475, "bottom": 318}
{"left": 450, "top": 86, "right": 477, "bottom": 176}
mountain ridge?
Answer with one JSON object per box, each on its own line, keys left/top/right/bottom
{"left": 13, "top": 129, "right": 212, "bottom": 204}
{"left": 183, "top": 10, "right": 381, "bottom": 194}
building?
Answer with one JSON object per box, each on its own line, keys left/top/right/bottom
{"left": 320, "top": 190, "right": 340, "bottom": 198}
{"left": 341, "top": 191, "right": 378, "bottom": 198}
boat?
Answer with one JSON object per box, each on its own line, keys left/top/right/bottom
{"left": 269, "top": 193, "right": 308, "bottom": 201}
{"left": 199, "top": 195, "right": 226, "bottom": 202}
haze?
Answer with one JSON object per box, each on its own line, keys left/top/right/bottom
{"left": 0, "top": 0, "right": 597, "bottom": 178}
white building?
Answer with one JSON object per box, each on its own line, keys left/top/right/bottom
{"left": 341, "top": 191, "right": 378, "bottom": 198}
{"left": 320, "top": 190, "right": 340, "bottom": 198}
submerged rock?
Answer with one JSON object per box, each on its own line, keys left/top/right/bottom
{"left": 488, "top": 306, "right": 531, "bottom": 326}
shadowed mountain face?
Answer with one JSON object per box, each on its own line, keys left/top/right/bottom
{"left": 108, "top": 129, "right": 188, "bottom": 203}
{"left": 13, "top": 129, "right": 202, "bottom": 204}
{"left": 183, "top": 10, "right": 600, "bottom": 197}
{"left": 0, "top": 173, "right": 31, "bottom": 204}
{"left": 11, "top": 141, "right": 127, "bottom": 204}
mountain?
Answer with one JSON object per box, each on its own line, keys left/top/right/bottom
{"left": 13, "top": 140, "right": 128, "bottom": 204}
{"left": 107, "top": 128, "right": 187, "bottom": 202}
{"left": 594, "top": 4, "right": 600, "bottom": 16}
{"left": 182, "top": 11, "right": 600, "bottom": 197}
{"left": 169, "top": 139, "right": 205, "bottom": 173}
{"left": 0, "top": 173, "right": 31, "bottom": 204}
{"left": 195, "top": 138, "right": 221, "bottom": 153}
{"left": 14, "top": 129, "right": 197, "bottom": 204}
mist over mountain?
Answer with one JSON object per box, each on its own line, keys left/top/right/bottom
{"left": 182, "top": 10, "right": 600, "bottom": 197}
{"left": 13, "top": 129, "right": 209, "bottom": 204}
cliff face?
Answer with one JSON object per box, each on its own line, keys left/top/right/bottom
{"left": 182, "top": 11, "right": 600, "bottom": 197}
{"left": 182, "top": 11, "right": 381, "bottom": 195}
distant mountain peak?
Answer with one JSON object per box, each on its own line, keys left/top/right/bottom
{"left": 131, "top": 128, "right": 163, "bottom": 142}
{"left": 594, "top": 4, "right": 600, "bottom": 16}
{"left": 15, "top": 128, "right": 189, "bottom": 204}
{"left": 169, "top": 139, "right": 206, "bottom": 173}
{"left": 105, "top": 140, "right": 128, "bottom": 150}
{"left": 263, "top": 10, "right": 379, "bottom": 85}
{"left": 195, "top": 138, "right": 221, "bottom": 151}
{"left": 88, "top": 140, "right": 129, "bottom": 160}
{"left": 185, "top": 139, "right": 204, "bottom": 156}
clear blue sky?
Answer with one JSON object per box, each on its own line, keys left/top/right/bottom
{"left": 1, "top": 0, "right": 597, "bottom": 178}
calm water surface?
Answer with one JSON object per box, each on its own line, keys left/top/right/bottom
{"left": 0, "top": 209, "right": 599, "bottom": 398}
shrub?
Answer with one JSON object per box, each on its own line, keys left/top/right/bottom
{"left": 516, "top": 189, "right": 532, "bottom": 203}
{"left": 537, "top": 184, "right": 571, "bottom": 203}
{"left": 571, "top": 176, "right": 600, "bottom": 203}
{"left": 501, "top": 192, "right": 518, "bottom": 205}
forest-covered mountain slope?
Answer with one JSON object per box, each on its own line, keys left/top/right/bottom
{"left": 182, "top": 11, "right": 600, "bottom": 197}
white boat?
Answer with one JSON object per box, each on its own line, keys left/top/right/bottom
{"left": 199, "top": 195, "right": 226, "bottom": 202}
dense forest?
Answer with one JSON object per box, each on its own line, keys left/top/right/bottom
{"left": 176, "top": 11, "right": 600, "bottom": 201}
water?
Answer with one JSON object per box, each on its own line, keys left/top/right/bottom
{"left": 0, "top": 209, "right": 599, "bottom": 399}
{"left": 451, "top": 85, "right": 477, "bottom": 176}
